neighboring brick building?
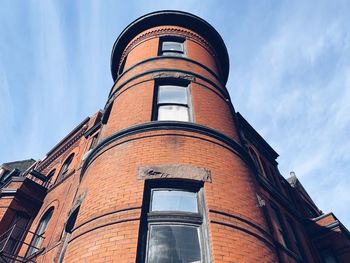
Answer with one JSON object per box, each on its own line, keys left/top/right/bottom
{"left": 0, "top": 10, "right": 349, "bottom": 263}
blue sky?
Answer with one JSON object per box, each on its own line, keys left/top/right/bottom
{"left": 1, "top": 1, "right": 349, "bottom": 228}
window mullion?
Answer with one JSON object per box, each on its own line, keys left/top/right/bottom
{"left": 147, "top": 213, "right": 203, "bottom": 224}
{"left": 157, "top": 103, "right": 188, "bottom": 107}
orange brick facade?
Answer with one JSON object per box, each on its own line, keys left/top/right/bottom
{"left": 0, "top": 10, "right": 349, "bottom": 263}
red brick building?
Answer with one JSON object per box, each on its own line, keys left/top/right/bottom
{"left": 0, "top": 10, "right": 349, "bottom": 263}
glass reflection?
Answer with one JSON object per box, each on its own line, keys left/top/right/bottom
{"left": 158, "top": 86, "right": 188, "bottom": 104}
{"left": 158, "top": 106, "right": 189, "bottom": 122}
{"left": 151, "top": 190, "right": 198, "bottom": 213}
{"left": 148, "top": 225, "right": 201, "bottom": 263}
{"left": 162, "top": 41, "right": 184, "bottom": 52}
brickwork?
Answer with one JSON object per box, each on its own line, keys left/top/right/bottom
{"left": 61, "top": 125, "right": 277, "bottom": 261}
{"left": 1, "top": 10, "right": 349, "bottom": 263}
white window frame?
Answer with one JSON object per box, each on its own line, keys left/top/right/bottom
{"left": 138, "top": 180, "right": 210, "bottom": 263}
{"left": 159, "top": 36, "right": 185, "bottom": 57}
{"left": 154, "top": 80, "right": 192, "bottom": 122}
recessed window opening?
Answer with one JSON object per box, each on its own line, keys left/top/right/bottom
{"left": 47, "top": 169, "right": 56, "bottom": 180}
{"left": 138, "top": 180, "right": 210, "bottom": 263}
{"left": 155, "top": 82, "right": 191, "bottom": 122}
{"left": 159, "top": 37, "right": 185, "bottom": 57}
{"left": 26, "top": 208, "right": 54, "bottom": 257}
{"left": 57, "top": 153, "right": 74, "bottom": 183}
{"left": 46, "top": 169, "right": 56, "bottom": 187}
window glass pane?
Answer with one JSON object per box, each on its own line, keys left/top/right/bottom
{"left": 4, "top": 213, "right": 30, "bottom": 255}
{"left": 148, "top": 225, "right": 201, "bottom": 263}
{"left": 47, "top": 169, "right": 56, "bottom": 179}
{"left": 162, "top": 41, "right": 184, "bottom": 52}
{"left": 158, "top": 86, "right": 188, "bottom": 104}
{"left": 162, "top": 51, "right": 183, "bottom": 57}
{"left": 158, "top": 106, "right": 189, "bottom": 121}
{"left": 60, "top": 154, "right": 74, "bottom": 176}
{"left": 151, "top": 190, "right": 198, "bottom": 213}
{"left": 28, "top": 209, "right": 53, "bottom": 256}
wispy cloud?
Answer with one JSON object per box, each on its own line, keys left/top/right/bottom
{"left": 0, "top": 66, "right": 15, "bottom": 151}
{"left": 0, "top": 1, "right": 349, "bottom": 228}
{"left": 226, "top": 1, "right": 350, "bottom": 227}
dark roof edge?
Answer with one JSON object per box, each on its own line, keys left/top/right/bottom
{"left": 236, "top": 112, "right": 279, "bottom": 160}
{"left": 1, "top": 159, "right": 36, "bottom": 172}
{"left": 110, "top": 10, "right": 229, "bottom": 84}
{"left": 311, "top": 213, "right": 350, "bottom": 239}
{"left": 45, "top": 117, "right": 90, "bottom": 157}
{"left": 288, "top": 173, "right": 319, "bottom": 210}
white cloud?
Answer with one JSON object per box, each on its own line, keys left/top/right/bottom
{"left": 0, "top": 1, "right": 349, "bottom": 228}
{"left": 227, "top": 1, "right": 350, "bottom": 227}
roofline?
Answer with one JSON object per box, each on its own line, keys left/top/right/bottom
{"left": 45, "top": 117, "right": 90, "bottom": 156}
{"left": 2, "top": 159, "right": 36, "bottom": 167}
{"left": 236, "top": 112, "right": 279, "bottom": 160}
{"left": 311, "top": 213, "right": 350, "bottom": 240}
{"left": 110, "top": 10, "right": 230, "bottom": 84}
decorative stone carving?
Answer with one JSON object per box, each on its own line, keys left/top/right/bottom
{"left": 152, "top": 72, "right": 196, "bottom": 81}
{"left": 256, "top": 194, "right": 266, "bottom": 207}
{"left": 119, "top": 27, "right": 216, "bottom": 69}
{"left": 138, "top": 164, "right": 212, "bottom": 182}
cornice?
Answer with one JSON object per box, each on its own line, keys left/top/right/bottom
{"left": 110, "top": 10, "right": 229, "bottom": 83}
{"left": 119, "top": 27, "right": 216, "bottom": 71}
{"left": 37, "top": 127, "right": 87, "bottom": 172}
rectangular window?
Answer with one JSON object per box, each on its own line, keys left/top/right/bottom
{"left": 271, "top": 205, "right": 290, "bottom": 249}
{"left": 151, "top": 190, "right": 198, "bottom": 212}
{"left": 147, "top": 225, "right": 201, "bottom": 263}
{"left": 138, "top": 181, "right": 210, "bottom": 263}
{"left": 159, "top": 37, "right": 185, "bottom": 56}
{"left": 155, "top": 83, "right": 191, "bottom": 122}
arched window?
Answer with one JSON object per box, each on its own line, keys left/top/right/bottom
{"left": 57, "top": 153, "right": 74, "bottom": 183}
{"left": 44, "top": 169, "right": 56, "bottom": 188}
{"left": 26, "top": 208, "right": 54, "bottom": 257}
{"left": 3, "top": 212, "right": 30, "bottom": 256}
{"left": 47, "top": 169, "right": 56, "bottom": 180}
